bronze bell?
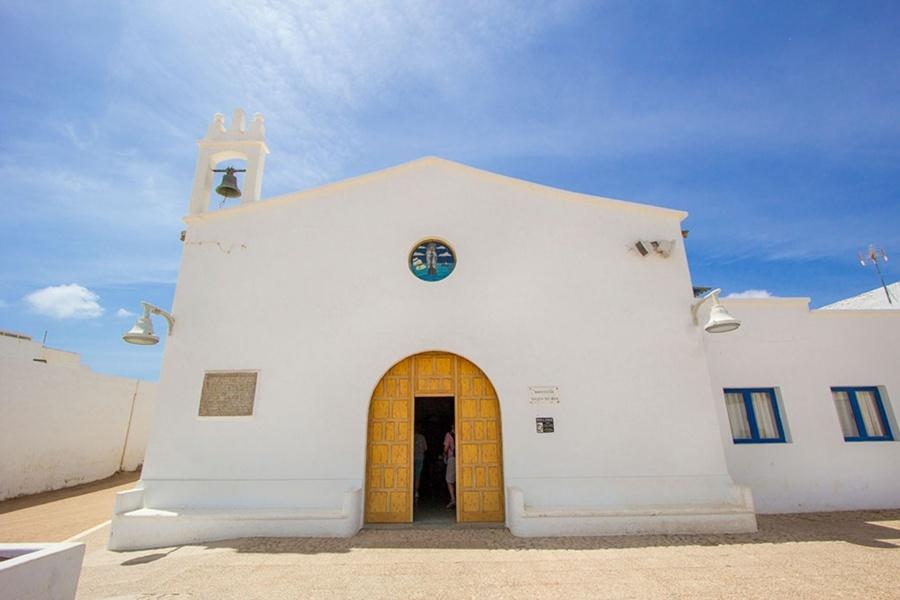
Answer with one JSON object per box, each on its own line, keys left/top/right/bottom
{"left": 214, "top": 167, "right": 243, "bottom": 198}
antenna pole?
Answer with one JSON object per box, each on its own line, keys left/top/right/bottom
{"left": 873, "top": 258, "right": 892, "bottom": 305}
{"left": 861, "top": 245, "right": 893, "bottom": 305}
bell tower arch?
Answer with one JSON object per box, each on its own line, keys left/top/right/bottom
{"left": 189, "top": 108, "right": 269, "bottom": 215}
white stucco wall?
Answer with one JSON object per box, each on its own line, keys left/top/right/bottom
{"left": 705, "top": 298, "right": 900, "bottom": 513}
{"left": 126, "top": 157, "right": 751, "bottom": 547}
{"left": 0, "top": 336, "right": 157, "bottom": 500}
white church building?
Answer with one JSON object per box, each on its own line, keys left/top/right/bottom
{"left": 109, "top": 110, "right": 899, "bottom": 550}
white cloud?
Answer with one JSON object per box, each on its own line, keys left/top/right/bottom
{"left": 24, "top": 284, "right": 104, "bottom": 319}
{"left": 724, "top": 289, "right": 774, "bottom": 299}
{"left": 116, "top": 308, "right": 136, "bottom": 318}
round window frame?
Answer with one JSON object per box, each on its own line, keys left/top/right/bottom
{"left": 408, "top": 237, "right": 457, "bottom": 282}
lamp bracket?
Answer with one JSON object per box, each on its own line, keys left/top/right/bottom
{"left": 690, "top": 288, "right": 722, "bottom": 325}
{"left": 141, "top": 301, "right": 175, "bottom": 335}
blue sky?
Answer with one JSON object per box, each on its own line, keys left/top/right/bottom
{"left": 1, "top": 1, "right": 898, "bottom": 381}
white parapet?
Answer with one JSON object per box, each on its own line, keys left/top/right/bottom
{"left": 108, "top": 487, "right": 363, "bottom": 551}
{"left": 507, "top": 485, "right": 757, "bottom": 537}
{"left": 0, "top": 542, "right": 86, "bottom": 600}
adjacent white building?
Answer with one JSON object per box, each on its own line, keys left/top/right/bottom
{"left": 108, "top": 110, "right": 899, "bottom": 550}
{"left": 0, "top": 331, "right": 156, "bottom": 500}
{"left": 821, "top": 281, "right": 899, "bottom": 310}
{"left": 706, "top": 298, "right": 899, "bottom": 513}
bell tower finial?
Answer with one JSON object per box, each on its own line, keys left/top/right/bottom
{"left": 188, "top": 108, "right": 269, "bottom": 215}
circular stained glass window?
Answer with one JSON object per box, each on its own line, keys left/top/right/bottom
{"left": 409, "top": 239, "right": 456, "bottom": 282}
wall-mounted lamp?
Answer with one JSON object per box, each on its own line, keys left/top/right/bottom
{"left": 691, "top": 288, "right": 741, "bottom": 334}
{"left": 122, "top": 302, "right": 175, "bottom": 345}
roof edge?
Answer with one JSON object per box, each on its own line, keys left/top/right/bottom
{"left": 184, "top": 156, "right": 688, "bottom": 224}
{"left": 813, "top": 307, "right": 900, "bottom": 316}
{"left": 722, "top": 297, "right": 811, "bottom": 307}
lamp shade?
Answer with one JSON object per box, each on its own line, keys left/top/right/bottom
{"left": 704, "top": 303, "right": 741, "bottom": 333}
{"left": 122, "top": 314, "right": 159, "bottom": 345}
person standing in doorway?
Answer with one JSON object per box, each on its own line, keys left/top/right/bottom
{"left": 414, "top": 430, "right": 427, "bottom": 504}
{"left": 444, "top": 423, "right": 456, "bottom": 508}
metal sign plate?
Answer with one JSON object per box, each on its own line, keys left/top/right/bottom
{"left": 528, "top": 386, "right": 560, "bottom": 404}
{"left": 536, "top": 417, "right": 555, "bottom": 433}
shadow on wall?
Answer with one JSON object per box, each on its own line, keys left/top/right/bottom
{"left": 115, "top": 509, "right": 900, "bottom": 564}
{"left": 0, "top": 471, "right": 141, "bottom": 515}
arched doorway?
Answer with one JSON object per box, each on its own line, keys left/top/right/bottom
{"left": 364, "top": 352, "right": 504, "bottom": 524}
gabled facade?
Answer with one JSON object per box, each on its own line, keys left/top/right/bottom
{"left": 109, "top": 111, "right": 899, "bottom": 550}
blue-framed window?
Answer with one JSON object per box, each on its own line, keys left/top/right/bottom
{"left": 723, "top": 388, "right": 786, "bottom": 443}
{"left": 831, "top": 387, "right": 894, "bottom": 442}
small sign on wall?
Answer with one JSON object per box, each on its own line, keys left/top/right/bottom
{"left": 529, "top": 386, "right": 560, "bottom": 404}
{"left": 536, "top": 417, "right": 555, "bottom": 433}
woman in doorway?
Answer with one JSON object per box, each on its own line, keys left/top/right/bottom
{"left": 414, "top": 430, "right": 427, "bottom": 504}
{"left": 443, "top": 423, "right": 456, "bottom": 508}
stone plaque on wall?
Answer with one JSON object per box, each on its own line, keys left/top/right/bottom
{"left": 199, "top": 372, "right": 257, "bottom": 416}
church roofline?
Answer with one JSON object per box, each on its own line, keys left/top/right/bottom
{"left": 184, "top": 156, "right": 689, "bottom": 224}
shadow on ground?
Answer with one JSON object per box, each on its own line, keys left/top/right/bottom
{"left": 120, "top": 547, "right": 180, "bottom": 566}
{"left": 117, "top": 509, "right": 900, "bottom": 565}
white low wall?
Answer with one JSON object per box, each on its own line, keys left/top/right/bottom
{"left": 0, "top": 543, "right": 86, "bottom": 600}
{"left": 0, "top": 334, "right": 157, "bottom": 500}
{"left": 108, "top": 487, "right": 363, "bottom": 551}
{"left": 706, "top": 299, "right": 900, "bottom": 513}
{"left": 507, "top": 486, "right": 756, "bottom": 537}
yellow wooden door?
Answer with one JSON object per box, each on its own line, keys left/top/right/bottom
{"left": 365, "top": 352, "right": 504, "bottom": 524}
{"left": 365, "top": 358, "right": 413, "bottom": 523}
{"left": 456, "top": 356, "right": 505, "bottom": 522}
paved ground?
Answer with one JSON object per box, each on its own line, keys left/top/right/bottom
{"left": 73, "top": 509, "right": 900, "bottom": 599}
{"left": 0, "top": 471, "right": 140, "bottom": 542}
{"left": 3, "top": 482, "right": 900, "bottom": 599}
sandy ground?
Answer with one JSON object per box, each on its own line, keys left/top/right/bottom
{"left": 0, "top": 471, "right": 140, "bottom": 542}
{"left": 71, "top": 510, "right": 900, "bottom": 600}
{"left": 3, "top": 481, "right": 899, "bottom": 599}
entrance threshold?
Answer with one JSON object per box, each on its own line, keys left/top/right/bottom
{"left": 364, "top": 522, "right": 506, "bottom": 531}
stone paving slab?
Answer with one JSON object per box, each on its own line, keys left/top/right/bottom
{"left": 74, "top": 510, "right": 900, "bottom": 599}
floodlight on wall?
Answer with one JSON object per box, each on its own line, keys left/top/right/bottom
{"left": 634, "top": 239, "right": 675, "bottom": 258}
{"left": 690, "top": 288, "right": 741, "bottom": 334}
{"left": 122, "top": 302, "right": 175, "bottom": 345}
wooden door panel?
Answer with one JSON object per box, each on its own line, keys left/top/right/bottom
{"left": 414, "top": 353, "right": 456, "bottom": 396}
{"left": 456, "top": 356, "right": 505, "bottom": 523}
{"left": 365, "top": 358, "right": 413, "bottom": 523}
{"left": 483, "top": 491, "right": 502, "bottom": 512}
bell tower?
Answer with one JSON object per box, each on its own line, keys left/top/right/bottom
{"left": 189, "top": 108, "right": 269, "bottom": 215}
